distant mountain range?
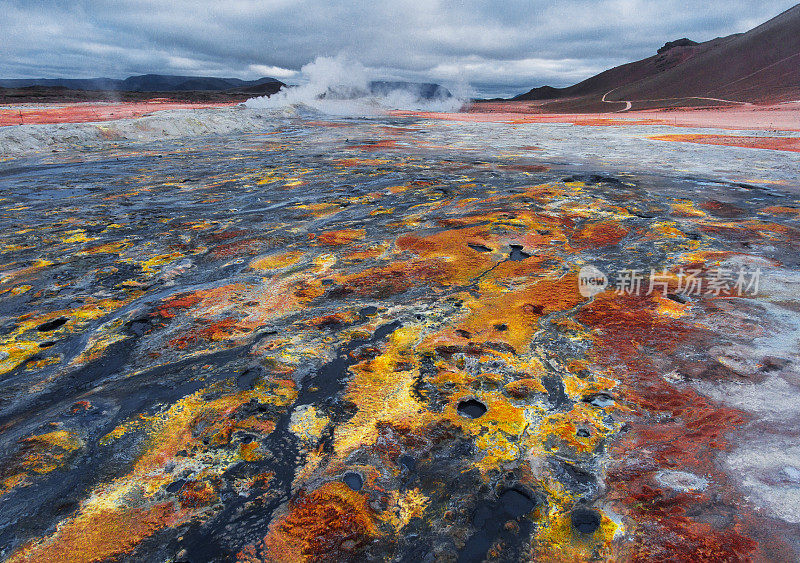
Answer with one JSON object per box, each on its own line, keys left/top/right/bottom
{"left": 0, "top": 74, "right": 285, "bottom": 94}
{"left": 511, "top": 4, "right": 800, "bottom": 111}
{"left": 314, "top": 81, "right": 452, "bottom": 101}
{"left": 368, "top": 81, "right": 452, "bottom": 100}
{"left": 0, "top": 74, "right": 454, "bottom": 102}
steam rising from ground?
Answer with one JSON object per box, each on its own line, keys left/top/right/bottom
{"left": 245, "top": 55, "right": 468, "bottom": 115}
{"left": 0, "top": 55, "right": 472, "bottom": 157}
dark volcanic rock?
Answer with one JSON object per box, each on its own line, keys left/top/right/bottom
{"left": 658, "top": 38, "right": 699, "bottom": 54}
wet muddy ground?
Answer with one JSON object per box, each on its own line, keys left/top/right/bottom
{"left": 1, "top": 114, "right": 800, "bottom": 561}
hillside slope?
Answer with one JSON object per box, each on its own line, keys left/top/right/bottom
{"left": 513, "top": 4, "right": 800, "bottom": 111}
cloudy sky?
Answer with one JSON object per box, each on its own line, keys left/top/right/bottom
{"left": 2, "top": 0, "right": 797, "bottom": 97}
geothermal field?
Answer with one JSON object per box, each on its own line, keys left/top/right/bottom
{"left": 0, "top": 90, "right": 799, "bottom": 562}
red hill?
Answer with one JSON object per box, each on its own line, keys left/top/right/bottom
{"left": 513, "top": 4, "right": 800, "bottom": 112}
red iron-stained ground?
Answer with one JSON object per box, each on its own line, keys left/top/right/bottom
{"left": 0, "top": 101, "right": 238, "bottom": 126}
{"left": 397, "top": 101, "right": 800, "bottom": 132}
{"left": 649, "top": 133, "right": 800, "bottom": 152}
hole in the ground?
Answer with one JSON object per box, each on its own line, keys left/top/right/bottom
{"left": 508, "top": 244, "right": 531, "bottom": 261}
{"left": 457, "top": 398, "right": 487, "bottom": 419}
{"left": 343, "top": 472, "right": 363, "bottom": 491}
{"left": 571, "top": 507, "right": 601, "bottom": 534}
{"left": 499, "top": 488, "right": 536, "bottom": 518}
{"left": 37, "top": 317, "right": 68, "bottom": 332}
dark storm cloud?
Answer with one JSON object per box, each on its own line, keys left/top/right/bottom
{"left": 2, "top": 0, "right": 797, "bottom": 96}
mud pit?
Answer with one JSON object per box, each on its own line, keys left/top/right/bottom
{"left": 1, "top": 110, "right": 800, "bottom": 561}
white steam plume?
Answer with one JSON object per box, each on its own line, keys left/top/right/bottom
{"left": 244, "top": 55, "right": 469, "bottom": 115}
